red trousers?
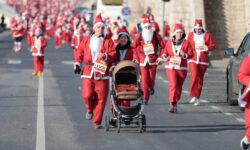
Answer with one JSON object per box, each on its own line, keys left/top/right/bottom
{"left": 27, "top": 34, "right": 32, "bottom": 47}
{"left": 33, "top": 56, "right": 44, "bottom": 73}
{"left": 189, "top": 63, "right": 207, "bottom": 98}
{"left": 140, "top": 65, "right": 157, "bottom": 102}
{"left": 245, "top": 103, "right": 250, "bottom": 141}
{"left": 82, "top": 78, "right": 109, "bottom": 125}
{"left": 166, "top": 69, "right": 187, "bottom": 103}
{"left": 55, "top": 36, "right": 61, "bottom": 48}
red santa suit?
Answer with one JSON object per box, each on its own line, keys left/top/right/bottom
{"left": 31, "top": 29, "right": 47, "bottom": 75}
{"left": 163, "top": 22, "right": 170, "bottom": 41}
{"left": 131, "top": 14, "right": 146, "bottom": 38}
{"left": 74, "top": 14, "right": 116, "bottom": 126}
{"left": 72, "top": 29, "right": 84, "bottom": 60}
{"left": 45, "top": 18, "right": 55, "bottom": 39}
{"left": 11, "top": 19, "right": 24, "bottom": 52}
{"left": 132, "top": 18, "right": 165, "bottom": 103}
{"left": 62, "top": 23, "right": 72, "bottom": 44}
{"left": 110, "top": 27, "right": 133, "bottom": 112}
{"left": 159, "top": 24, "right": 193, "bottom": 107}
{"left": 187, "top": 19, "right": 215, "bottom": 99}
{"left": 54, "top": 26, "right": 62, "bottom": 48}
{"left": 238, "top": 56, "right": 250, "bottom": 145}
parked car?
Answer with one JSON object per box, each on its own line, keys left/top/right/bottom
{"left": 225, "top": 32, "right": 250, "bottom": 105}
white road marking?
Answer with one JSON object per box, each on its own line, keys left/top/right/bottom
{"left": 78, "top": 86, "right": 82, "bottom": 91}
{"left": 223, "top": 112, "right": 233, "bottom": 116}
{"left": 7, "top": 60, "right": 22, "bottom": 64}
{"left": 236, "top": 118, "right": 245, "bottom": 123}
{"left": 44, "top": 60, "right": 49, "bottom": 65}
{"left": 182, "top": 90, "right": 189, "bottom": 94}
{"left": 61, "top": 61, "right": 74, "bottom": 65}
{"left": 163, "top": 80, "right": 168, "bottom": 83}
{"left": 200, "top": 99, "right": 209, "bottom": 103}
{"left": 205, "top": 81, "right": 226, "bottom": 83}
{"left": 210, "top": 106, "right": 220, "bottom": 110}
{"left": 36, "top": 76, "right": 45, "bottom": 150}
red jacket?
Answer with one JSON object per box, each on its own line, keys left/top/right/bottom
{"left": 71, "top": 34, "right": 84, "bottom": 49}
{"left": 238, "top": 56, "right": 250, "bottom": 102}
{"left": 31, "top": 36, "right": 47, "bottom": 56}
{"left": 132, "top": 32, "right": 165, "bottom": 66}
{"left": 187, "top": 32, "right": 215, "bottom": 65}
{"left": 159, "top": 39, "right": 193, "bottom": 70}
{"left": 74, "top": 36, "right": 116, "bottom": 80}
{"left": 114, "top": 46, "right": 134, "bottom": 62}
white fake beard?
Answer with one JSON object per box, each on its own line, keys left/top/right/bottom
{"left": 142, "top": 29, "right": 154, "bottom": 43}
{"left": 89, "top": 35, "right": 104, "bottom": 61}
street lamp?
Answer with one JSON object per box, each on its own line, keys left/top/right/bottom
{"left": 162, "top": 0, "right": 170, "bottom": 35}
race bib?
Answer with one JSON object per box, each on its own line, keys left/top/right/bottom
{"left": 143, "top": 43, "right": 155, "bottom": 55}
{"left": 93, "top": 60, "right": 108, "bottom": 75}
{"left": 195, "top": 41, "right": 205, "bottom": 51}
{"left": 169, "top": 56, "right": 181, "bottom": 69}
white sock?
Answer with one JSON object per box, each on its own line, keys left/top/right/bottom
{"left": 243, "top": 136, "right": 250, "bottom": 144}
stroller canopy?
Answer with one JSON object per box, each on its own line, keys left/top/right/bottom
{"left": 112, "top": 60, "right": 140, "bottom": 84}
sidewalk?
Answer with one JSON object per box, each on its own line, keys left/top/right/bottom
{"left": 210, "top": 58, "right": 230, "bottom": 72}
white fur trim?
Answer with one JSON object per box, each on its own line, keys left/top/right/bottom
{"left": 93, "top": 22, "right": 104, "bottom": 29}
{"left": 142, "top": 23, "right": 151, "bottom": 28}
{"left": 188, "top": 60, "right": 209, "bottom": 65}
{"left": 165, "top": 65, "right": 188, "bottom": 70}
{"left": 118, "top": 32, "right": 128, "bottom": 36}
{"left": 173, "top": 29, "right": 183, "bottom": 35}
{"left": 194, "top": 25, "right": 203, "bottom": 29}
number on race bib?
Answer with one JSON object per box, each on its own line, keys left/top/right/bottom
{"left": 93, "top": 60, "right": 108, "bottom": 75}
{"left": 143, "top": 43, "right": 155, "bottom": 55}
{"left": 169, "top": 56, "right": 181, "bottom": 69}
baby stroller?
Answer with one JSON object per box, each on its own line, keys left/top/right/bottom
{"left": 105, "top": 60, "right": 146, "bottom": 133}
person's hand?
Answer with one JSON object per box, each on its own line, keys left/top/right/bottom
{"left": 204, "top": 45, "right": 209, "bottom": 51}
{"left": 132, "top": 60, "right": 139, "bottom": 64}
{"left": 156, "top": 57, "right": 163, "bottom": 65}
{"left": 98, "top": 53, "right": 107, "bottom": 60}
{"left": 74, "top": 64, "right": 81, "bottom": 74}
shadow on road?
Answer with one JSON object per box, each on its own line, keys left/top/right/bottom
{"left": 146, "top": 124, "right": 244, "bottom": 133}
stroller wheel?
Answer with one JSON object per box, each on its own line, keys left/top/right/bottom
{"left": 139, "top": 114, "right": 146, "bottom": 133}
{"left": 105, "top": 115, "right": 110, "bottom": 132}
{"left": 116, "top": 116, "right": 121, "bottom": 133}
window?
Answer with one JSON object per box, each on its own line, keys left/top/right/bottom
{"left": 102, "top": 0, "right": 123, "bottom": 5}
{"left": 238, "top": 34, "right": 250, "bottom": 57}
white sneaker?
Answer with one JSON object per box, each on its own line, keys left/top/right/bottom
{"left": 189, "top": 97, "right": 197, "bottom": 104}
{"left": 85, "top": 112, "right": 93, "bottom": 120}
{"left": 193, "top": 99, "right": 200, "bottom": 106}
{"left": 94, "top": 124, "right": 102, "bottom": 129}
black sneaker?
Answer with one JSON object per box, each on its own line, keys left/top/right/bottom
{"left": 241, "top": 138, "right": 249, "bottom": 150}
{"left": 150, "top": 88, "right": 155, "bottom": 95}
{"left": 169, "top": 103, "right": 177, "bottom": 113}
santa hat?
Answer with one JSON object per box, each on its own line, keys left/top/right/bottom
{"left": 173, "top": 24, "right": 184, "bottom": 35}
{"left": 113, "top": 21, "right": 118, "bottom": 26}
{"left": 142, "top": 17, "right": 151, "bottom": 28}
{"left": 93, "top": 13, "right": 104, "bottom": 29}
{"left": 117, "top": 26, "right": 129, "bottom": 36}
{"left": 194, "top": 19, "right": 203, "bottom": 29}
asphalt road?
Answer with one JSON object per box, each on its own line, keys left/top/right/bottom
{"left": 0, "top": 31, "right": 246, "bottom": 150}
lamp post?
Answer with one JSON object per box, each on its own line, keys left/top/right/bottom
{"left": 162, "top": 0, "right": 170, "bottom": 36}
